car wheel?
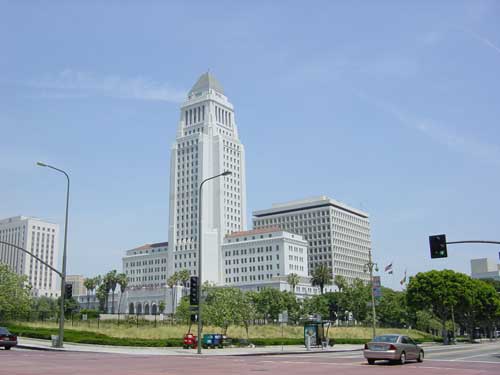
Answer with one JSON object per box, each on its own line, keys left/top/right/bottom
{"left": 367, "top": 359, "right": 375, "bottom": 365}
{"left": 399, "top": 352, "right": 406, "bottom": 365}
{"left": 417, "top": 351, "right": 424, "bottom": 363}
{"left": 5, "top": 346, "right": 11, "bottom": 350}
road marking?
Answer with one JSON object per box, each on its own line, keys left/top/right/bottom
{"left": 427, "top": 359, "right": 500, "bottom": 365}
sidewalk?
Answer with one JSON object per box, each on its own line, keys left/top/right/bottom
{"left": 17, "top": 337, "right": 363, "bottom": 356}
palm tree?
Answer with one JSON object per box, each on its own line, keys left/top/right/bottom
{"left": 167, "top": 272, "right": 179, "bottom": 317}
{"left": 83, "top": 277, "right": 97, "bottom": 310}
{"left": 178, "top": 269, "right": 190, "bottom": 290}
{"left": 104, "top": 270, "right": 118, "bottom": 314}
{"left": 287, "top": 273, "right": 300, "bottom": 294}
{"left": 116, "top": 273, "right": 128, "bottom": 315}
{"left": 311, "top": 264, "right": 332, "bottom": 294}
{"left": 334, "top": 275, "right": 348, "bottom": 293}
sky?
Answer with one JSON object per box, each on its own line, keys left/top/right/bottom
{"left": 1, "top": 0, "right": 499, "bottom": 290}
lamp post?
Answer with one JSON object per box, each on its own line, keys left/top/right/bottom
{"left": 363, "top": 249, "right": 378, "bottom": 339}
{"left": 37, "top": 161, "right": 70, "bottom": 348}
{"left": 197, "top": 170, "right": 232, "bottom": 355}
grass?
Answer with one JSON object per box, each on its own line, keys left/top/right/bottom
{"left": 5, "top": 320, "right": 434, "bottom": 345}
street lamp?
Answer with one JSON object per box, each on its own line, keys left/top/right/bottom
{"left": 37, "top": 161, "right": 70, "bottom": 348}
{"left": 197, "top": 170, "right": 232, "bottom": 354}
{"left": 363, "top": 249, "right": 378, "bottom": 339}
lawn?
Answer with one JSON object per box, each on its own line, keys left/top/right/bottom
{"left": 10, "top": 320, "right": 432, "bottom": 341}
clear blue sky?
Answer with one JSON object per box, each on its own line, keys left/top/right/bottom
{"left": 1, "top": 1, "right": 499, "bottom": 290}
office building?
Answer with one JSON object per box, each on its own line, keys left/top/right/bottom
{"left": 471, "top": 258, "right": 500, "bottom": 281}
{"left": 253, "top": 196, "right": 371, "bottom": 284}
{"left": 123, "top": 242, "right": 169, "bottom": 289}
{"left": 0, "top": 216, "right": 60, "bottom": 297}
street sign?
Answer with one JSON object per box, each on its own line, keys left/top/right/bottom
{"left": 372, "top": 276, "right": 382, "bottom": 298}
{"left": 278, "top": 311, "right": 288, "bottom": 323}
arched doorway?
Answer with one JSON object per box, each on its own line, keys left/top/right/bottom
{"left": 136, "top": 303, "right": 142, "bottom": 315}
{"left": 129, "top": 303, "right": 135, "bottom": 314}
{"left": 144, "top": 303, "right": 150, "bottom": 315}
{"left": 152, "top": 303, "right": 157, "bottom": 315}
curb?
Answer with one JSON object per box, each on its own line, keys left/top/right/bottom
{"left": 17, "top": 344, "right": 67, "bottom": 352}
{"left": 227, "top": 348, "right": 363, "bottom": 357}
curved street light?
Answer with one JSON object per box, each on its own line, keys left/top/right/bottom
{"left": 197, "top": 170, "right": 231, "bottom": 354}
{"left": 37, "top": 161, "right": 70, "bottom": 348}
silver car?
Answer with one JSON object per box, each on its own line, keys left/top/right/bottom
{"left": 363, "top": 334, "right": 424, "bottom": 365}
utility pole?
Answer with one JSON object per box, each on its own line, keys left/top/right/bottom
{"left": 364, "top": 249, "right": 378, "bottom": 339}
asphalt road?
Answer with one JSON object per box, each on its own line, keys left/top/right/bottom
{"left": 2, "top": 342, "right": 500, "bottom": 375}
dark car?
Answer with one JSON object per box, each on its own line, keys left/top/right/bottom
{"left": 0, "top": 327, "right": 17, "bottom": 350}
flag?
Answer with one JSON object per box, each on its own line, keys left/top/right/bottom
{"left": 388, "top": 270, "right": 393, "bottom": 275}
{"left": 384, "top": 262, "right": 393, "bottom": 273}
{"left": 400, "top": 270, "right": 407, "bottom": 285}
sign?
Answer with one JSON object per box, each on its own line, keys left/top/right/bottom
{"left": 159, "top": 313, "right": 164, "bottom": 321}
{"left": 372, "top": 276, "right": 382, "bottom": 299}
{"left": 278, "top": 310, "right": 288, "bottom": 323}
{"left": 82, "top": 314, "right": 87, "bottom": 321}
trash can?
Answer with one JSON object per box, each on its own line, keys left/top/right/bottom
{"left": 51, "top": 335, "right": 59, "bottom": 347}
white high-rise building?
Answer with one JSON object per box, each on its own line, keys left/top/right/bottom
{"left": 0, "top": 216, "right": 60, "bottom": 297}
{"left": 253, "top": 196, "right": 371, "bottom": 284}
{"left": 168, "top": 72, "right": 247, "bottom": 284}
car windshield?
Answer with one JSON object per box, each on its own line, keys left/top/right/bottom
{"left": 0, "top": 327, "right": 10, "bottom": 335}
{"left": 372, "top": 335, "right": 399, "bottom": 343}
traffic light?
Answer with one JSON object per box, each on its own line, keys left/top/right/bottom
{"left": 190, "top": 313, "right": 198, "bottom": 323}
{"left": 189, "top": 276, "right": 199, "bottom": 305}
{"left": 64, "top": 283, "right": 73, "bottom": 299}
{"left": 429, "top": 234, "right": 448, "bottom": 258}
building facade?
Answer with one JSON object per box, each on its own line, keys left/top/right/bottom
{"left": 471, "top": 258, "right": 500, "bottom": 281}
{"left": 253, "top": 196, "right": 371, "bottom": 284}
{"left": 221, "top": 227, "right": 308, "bottom": 285}
{"left": 167, "top": 72, "right": 247, "bottom": 284}
{"left": 0, "top": 216, "right": 60, "bottom": 297}
{"left": 66, "top": 275, "right": 87, "bottom": 297}
{"left": 123, "top": 242, "right": 169, "bottom": 289}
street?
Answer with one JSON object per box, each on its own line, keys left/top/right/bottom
{"left": 2, "top": 342, "right": 500, "bottom": 375}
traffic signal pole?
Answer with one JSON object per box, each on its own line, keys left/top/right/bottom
{"left": 446, "top": 240, "right": 500, "bottom": 245}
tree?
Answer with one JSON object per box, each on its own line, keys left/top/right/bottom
{"left": 96, "top": 282, "right": 108, "bottom": 313}
{"left": 311, "top": 264, "right": 332, "bottom": 294}
{"left": 159, "top": 301, "right": 166, "bottom": 314}
{"left": 32, "top": 296, "right": 58, "bottom": 320}
{"left": 83, "top": 277, "right": 97, "bottom": 310}
{"left": 175, "top": 296, "right": 191, "bottom": 328}
{"left": 252, "top": 288, "right": 285, "bottom": 322}
{"left": 104, "top": 270, "right": 118, "bottom": 313}
{"left": 287, "top": 273, "right": 300, "bottom": 294}
{"left": 238, "top": 292, "right": 257, "bottom": 338}
{"left": 204, "top": 287, "right": 244, "bottom": 334}
{"left": 116, "top": 273, "right": 128, "bottom": 314}
{"left": 0, "top": 263, "right": 32, "bottom": 321}
{"left": 333, "top": 275, "right": 347, "bottom": 292}
{"left": 167, "top": 272, "right": 179, "bottom": 316}
{"left": 177, "top": 269, "right": 190, "bottom": 298}
{"left": 376, "top": 287, "right": 407, "bottom": 328}
{"left": 344, "top": 278, "right": 370, "bottom": 324}
{"left": 407, "top": 270, "right": 469, "bottom": 342}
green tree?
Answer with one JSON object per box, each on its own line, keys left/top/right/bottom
{"left": 159, "top": 301, "right": 166, "bottom": 314}
{"left": 0, "top": 263, "right": 32, "bottom": 321}
{"left": 311, "top": 264, "right": 332, "bottom": 294}
{"left": 333, "top": 275, "right": 348, "bottom": 292}
{"left": 116, "top": 273, "right": 128, "bottom": 314}
{"left": 167, "top": 272, "right": 179, "bottom": 315}
{"left": 96, "top": 282, "right": 108, "bottom": 313}
{"left": 287, "top": 273, "right": 300, "bottom": 295}
{"left": 407, "top": 270, "right": 468, "bottom": 342}
{"left": 175, "top": 296, "right": 191, "bottom": 327}
{"left": 177, "top": 269, "right": 190, "bottom": 288}
{"left": 104, "top": 270, "right": 119, "bottom": 314}
{"left": 32, "top": 296, "right": 58, "bottom": 320}
{"left": 238, "top": 292, "right": 257, "bottom": 338}
{"left": 204, "top": 287, "right": 244, "bottom": 334}
{"left": 252, "top": 288, "right": 285, "bottom": 322}
{"left": 83, "top": 277, "right": 97, "bottom": 310}
{"left": 376, "top": 287, "right": 407, "bottom": 328}
{"left": 345, "top": 278, "right": 370, "bottom": 323}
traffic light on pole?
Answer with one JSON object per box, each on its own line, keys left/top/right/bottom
{"left": 64, "top": 283, "right": 73, "bottom": 299}
{"left": 429, "top": 234, "right": 448, "bottom": 259}
{"left": 189, "top": 276, "right": 199, "bottom": 305}
{"left": 329, "top": 302, "right": 338, "bottom": 321}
